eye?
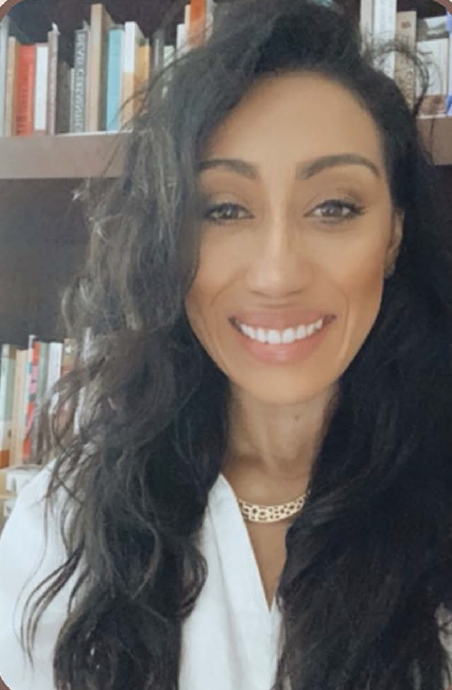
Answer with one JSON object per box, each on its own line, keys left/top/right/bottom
{"left": 203, "top": 202, "right": 253, "bottom": 223}
{"left": 310, "top": 199, "right": 365, "bottom": 223}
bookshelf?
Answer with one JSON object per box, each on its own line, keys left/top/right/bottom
{"left": 0, "top": 0, "right": 451, "bottom": 354}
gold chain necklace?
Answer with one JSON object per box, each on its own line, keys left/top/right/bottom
{"left": 237, "top": 491, "right": 308, "bottom": 523}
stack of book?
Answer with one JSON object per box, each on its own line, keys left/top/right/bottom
{"left": 361, "top": 0, "right": 452, "bottom": 116}
{"left": 0, "top": 335, "right": 77, "bottom": 470}
{"left": 0, "top": 0, "right": 216, "bottom": 137}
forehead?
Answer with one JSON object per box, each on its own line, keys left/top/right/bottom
{"left": 204, "top": 72, "right": 384, "bottom": 172}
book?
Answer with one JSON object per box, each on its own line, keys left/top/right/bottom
{"left": 0, "top": 345, "right": 17, "bottom": 468}
{"left": 189, "top": 0, "right": 207, "bottom": 48}
{"left": 86, "top": 3, "right": 114, "bottom": 132}
{"left": 360, "top": 0, "right": 373, "bottom": 44}
{"left": 373, "top": 0, "right": 397, "bottom": 78}
{"left": 416, "top": 37, "right": 449, "bottom": 116}
{"left": 23, "top": 338, "right": 40, "bottom": 463}
{"left": 152, "top": 28, "right": 165, "bottom": 73}
{"left": 395, "top": 11, "right": 416, "bottom": 108}
{"left": 106, "top": 26, "right": 124, "bottom": 132}
{"left": 0, "top": 14, "right": 9, "bottom": 136}
{"left": 33, "top": 43, "right": 49, "bottom": 134}
{"left": 4, "top": 35, "right": 18, "bottom": 136}
{"left": 10, "top": 348, "right": 28, "bottom": 466}
{"left": 15, "top": 43, "right": 36, "bottom": 136}
{"left": 121, "top": 21, "right": 145, "bottom": 128}
{"left": 56, "top": 59, "right": 71, "bottom": 134}
{"left": 47, "top": 23, "right": 59, "bottom": 135}
{"left": 72, "top": 21, "right": 90, "bottom": 133}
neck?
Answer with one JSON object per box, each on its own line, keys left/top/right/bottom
{"left": 222, "top": 384, "right": 338, "bottom": 505}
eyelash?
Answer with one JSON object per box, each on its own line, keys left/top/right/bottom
{"left": 203, "top": 199, "right": 365, "bottom": 225}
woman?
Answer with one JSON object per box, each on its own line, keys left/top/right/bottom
{"left": 1, "top": 0, "right": 452, "bottom": 688}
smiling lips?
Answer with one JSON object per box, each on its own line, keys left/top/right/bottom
{"left": 230, "top": 311, "right": 335, "bottom": 345}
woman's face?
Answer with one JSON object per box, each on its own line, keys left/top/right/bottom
{"left": 185, "top": 72, "right": 403, "bottom": 406}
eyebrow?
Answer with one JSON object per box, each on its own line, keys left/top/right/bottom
{"left": 198, "top": 153, "right": 381, "bottom": 180}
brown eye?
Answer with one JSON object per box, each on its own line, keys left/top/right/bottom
{"left": 310, "top": 199, "right": 365, "bottom": 222}
{"left": 204, "top": 203, "right": 253, "bottom": 223}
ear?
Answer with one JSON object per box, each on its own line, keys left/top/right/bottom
{"left": 385, "top": 208, "right": 404, "bottom": 270}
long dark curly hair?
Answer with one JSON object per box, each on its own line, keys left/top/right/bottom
{"left": 21, "top": 0, "right": 452, "bottom": 688}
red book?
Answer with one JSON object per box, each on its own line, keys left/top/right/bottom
{"left": 15, "top": 44, "right": 36, "bottom": 136}
{"left": 189, "top": 0, "right": 206, "bottom": 47}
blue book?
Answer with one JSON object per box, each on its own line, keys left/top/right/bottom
{"left": 106, "top": 27, "right": 124, "bottom": 132}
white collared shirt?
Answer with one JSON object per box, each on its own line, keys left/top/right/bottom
{"left": 0, "top": 464, "right": 283, "bottom": 690}
{"left": 2, "top": 464, "right": 452, "bottom": 690}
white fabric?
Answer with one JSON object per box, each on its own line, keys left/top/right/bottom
{"left": 0, "top": 463, "right": 283, "bottom": 690}
{"left": 2, "top": 463, "right": 452, "bottom": 690}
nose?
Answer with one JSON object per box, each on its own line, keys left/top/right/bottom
{"left": 245, "top": 217, "right": 313, "bottom": 299}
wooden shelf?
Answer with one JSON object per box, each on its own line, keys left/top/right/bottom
{"left": 0, "top": 118, "right": 452, "bottom": 180}
{"left": 0, "top": 132, "right": 127, "bottom": 180}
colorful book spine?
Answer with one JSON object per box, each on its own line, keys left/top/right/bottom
{"left": 189, "top": 0, "right": 206, "bottom": 48}
{"left": 0, "top": 345, "right": 17, "bottom": 468}
{"left": 106, "top": 27, "right": 124, "bottom": 131}
{"left": 15, "top": 44, "right": 36, "bottom": 136}
{"left": 22, "top": 338, "right": 39, "bottom": 463}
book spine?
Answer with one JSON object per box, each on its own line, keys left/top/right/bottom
{"left": 2, "top": 346, "right": 17, "bottom": 467}
{"left": 395, "top": 11, "right": 416, "bottom": 109}
{"left": 373, "top": 0, "right": 396, "bottom": 78}
{"left": 87, "top": 4, "right": 113, "bottom": 132}
{"left": 31, "top": 342, "right": 50, "bottom": 459}
{"left": 152, "top": 28, "right": 165, "bottom": 72}
{"left": 56, "top": 60, "right": 71, "bottom": 134}
{"left": 0, "top": 15, "right": 9, "bottom": 136}
{"left": 447, "top": 23, "right": 452, "bottom": 115}
{"left": 72, "top": 24, "right": 89, "bottom": 133}
{"left": 122, "top": 22, "right": 144, "bottom": 127}
{"left": 22, "top": 338, "right": 39, "bottom": 463}
{"left": 189, "top": 0, "right": 206, "bottom": 48}
{"left": 106, "top": 27, "right": 123, "bottom": 131}
{"left": 10, "top": 349, "right": 27, "bottom": 466}
{"left": 4, "top": 37, "right": 17, "bottom": 136}
{"left": 360, "top": 0, "right": 373, "bottom": 43}
{"left": 416, "top": 38, "right": 449, "bottom": 117}
{"left": 15, "top": 44, "right": 36, "bottom": 136}
{"left": 33, "top": 43, "right": 49, "bottom": 134}
{"left": 47, "top": 24, "right": 59, "bottom": 135}
{"left": 0, "top": 345, "right": 14, "bottom": 468}
{"left": 47, "top": 342, "right": 63, "bottom": 418}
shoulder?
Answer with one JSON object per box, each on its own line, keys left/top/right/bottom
{"left": 0, "top": 460, "right": 74, "bottom": 690}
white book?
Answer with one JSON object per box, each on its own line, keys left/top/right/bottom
{"left": 176, "top": 22, "right": 188, "bottom": 56}
{"left": 0, "top": 15, "right": 10, "bottom": 136}
{"left": 373, "top": 0, "right": 397, "bottom": 78}
{"left": 34, "top": 44, "right": 49, "bottom": 133}
{"left": 395, "top": 11, "right": 416, "bottom": 108}
{"left": 122, "top": 21, "right": 145, "bottom": 127}
{"left": 360, "top": 0, "right": 373, "bottom": 44}
{"left": 416, "top": 37, "right": 449, "bottom": 116}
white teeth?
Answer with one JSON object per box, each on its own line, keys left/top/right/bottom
{"left": 282, "top": 327, "right": 296, "bottom": 344}
{"left": 267, "top": 329, "right": 281, "bottom": 345}
{"left": 256, "top": 328, "right": 267, "bottom": 343}
{"left": 237, "top": 317, "right": 327, "bottom": 344}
